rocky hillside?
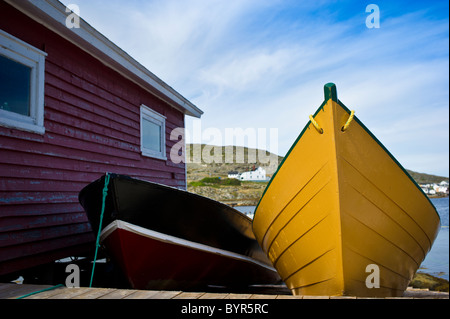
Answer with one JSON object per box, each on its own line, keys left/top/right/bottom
{"left": 186, "top": 144, "right": 282, "bottom": 181}
{"left": 186, "top": 144, "right": 279, "bottom": 206}
{"left": 406, "top": 170, "right": 449, "bottom": 185}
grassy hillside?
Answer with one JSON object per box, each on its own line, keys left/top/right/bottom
{"left": 406, "top": 170, "right": 449, "bottom": 184}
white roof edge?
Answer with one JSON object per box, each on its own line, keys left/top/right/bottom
{"left": 5, "top": 0, "right": 203, "bottom": 118}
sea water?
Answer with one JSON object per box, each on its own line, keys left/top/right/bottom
{"left": 421, "top": 197, "right": 449, "bottom": 280}
{"left": 236, "top": 197, "right": 449, "bottom": 280}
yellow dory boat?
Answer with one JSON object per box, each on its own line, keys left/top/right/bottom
{"left": 253, "top": 83, "right": 441, "bottom": 297}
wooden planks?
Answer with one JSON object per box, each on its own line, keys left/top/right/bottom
{"left": 0, "top": 283, "right": 54, "bottom": 299}
{"left": 0, "top": 283, "right": 448, "bottom": 299}
{"left": 0, "top": 283, "right": 294, "bottom": 299}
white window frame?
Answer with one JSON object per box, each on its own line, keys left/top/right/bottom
{"left": 140, "top": 104, "right": 167, "bottom": 160}
{"left": 0, "top": 30, "right": 47, "bottom": 135}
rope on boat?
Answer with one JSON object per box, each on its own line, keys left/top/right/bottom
{"left": 89, "top": 172, "right": 110, "bottom": 288}
{"left": 309, "top": 115, "right": 323, "bottom": 134}
{"left": 341, "top": 110, "right": 355, "bottom": 132}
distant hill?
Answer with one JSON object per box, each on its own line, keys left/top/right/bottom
{"left": 406, "top": 170, "right": 449, "bottom": 185}
{"left": 186, "top": 144, "right": 282, "bottom": 181}
{"left": 186, "top": 144, "right": 449, "bottom": 184}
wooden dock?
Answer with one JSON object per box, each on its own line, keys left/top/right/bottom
{"left": 0, "top": 283, "right": 448, "bottom": 299}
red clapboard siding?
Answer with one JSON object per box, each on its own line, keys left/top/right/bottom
{"left": 0, "top": 223, "right": 91, "bottom": 249}
{"left": 0, "top": 2, "right": 189, "bottom": 276}
{"left": 0, "top": 231, "right": 94, "bottom": 264}
{"left": 0, "top": 150, "right": 184, "bottom": 181}
{"left": 1, "top": 203, "right": 85, "bottom": 218}
{"left": 0, "top": 241, "right": 94, "bottom": 277}
{"left": 0, "top": 213, "right": 89, "bottom": 233}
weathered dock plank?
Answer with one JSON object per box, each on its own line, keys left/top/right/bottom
{"left": 0, "top": 283, "right": 448, "bottom": 299}
{"left": 26, "top": 286, "right": 75, "bottom": 299}
{"left": 149, "top": 290, "right": 182, "bottom": 299}
{"left": 199, "top": 292, "right": 230, "bottom": 299}
{"left": 98, "top": 289, "right": 139, "bottom": 299}
{"left": 303, "top": 295, "right": 330, "bottom": 299}
{"left": 173, "top": 292, "right": 206, "bottom": 299}
{"left": 123, "top": 290, "right": 164, "bottom": 299}
{"left": 250, "top": 294, "right": 278, "bottom": 299}
{"left": 274, "top": 294, "right": 300, "bottom": 299}
{"left": 224, "top": 293, "right": 253, "bottom": 299}
{"left": 0, "top": 283, "right": 53, "bottom": 299}
{"left": 71, "top": 288, "right": 118, "bottom": 299}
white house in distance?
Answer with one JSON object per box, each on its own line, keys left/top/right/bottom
{"left": 228, "top": 167, "right": 267, "bottom": 181}
{"left": 435, "top": 181, "right": 449, "bottom": 194}
{"left": 228, "top": 171, "right": 240, "bottom": 179}
{"left": 420, "top": 181, "right": 449, "bottom": 195}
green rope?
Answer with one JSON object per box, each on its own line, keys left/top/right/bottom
{"left": 16, "top": 284, "right": 64, "bottom": 299}
{"left": 89, "top": 173, "right": 110, "bottom": 288}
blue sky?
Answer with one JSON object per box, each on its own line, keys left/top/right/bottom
{"left": 62, "top": 0, "right": 449, "bottom": 177}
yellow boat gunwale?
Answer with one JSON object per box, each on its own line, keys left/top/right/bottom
{"left": 253, "top": 83, "right": 440, "bottom": 227}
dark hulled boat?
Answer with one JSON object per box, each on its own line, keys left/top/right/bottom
{"left": 79, "top": 174, "right": 280, "bottom": 290}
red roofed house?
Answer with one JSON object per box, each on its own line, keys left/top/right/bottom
{"left": 0, "top": 0, "right": 202, "bottom": 279}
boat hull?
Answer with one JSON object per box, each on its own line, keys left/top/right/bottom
{"left": 253, "top": 83, "right": 441, "bottom": 297}
{"left": 79, "top": 174, "right": 280, "bottom": 290}
{"left": 101, "top": 220, "right": 280, "bottom": 290}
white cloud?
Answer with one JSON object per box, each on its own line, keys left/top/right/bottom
{"left": 198, "top": 48, "right": 295, "bottom": 93}
{"left": 61, "top": 0, "right": 449, "bottom": 176}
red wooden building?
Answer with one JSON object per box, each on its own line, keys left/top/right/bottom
{"left": 0, "top": 0, "right": 202, "bottom": 278}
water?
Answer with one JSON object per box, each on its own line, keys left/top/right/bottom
{"left": 235, "top": 206, "right": 256, "bottom": 219}
{"left": 236, "top": 197, "right": 449, "bottom": 280}
{"left": 421, "top": 197, "right": 449, "bottom": 280}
